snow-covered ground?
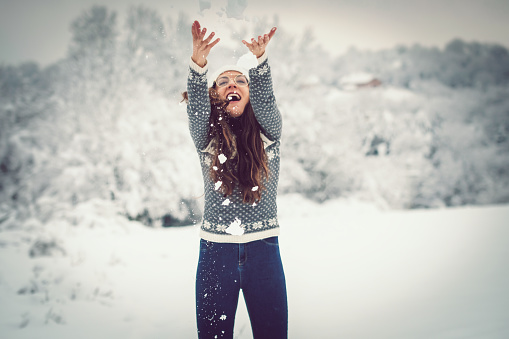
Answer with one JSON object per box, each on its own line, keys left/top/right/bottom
{"left": 1, "top": 195, "right": 508, "bottom": 339}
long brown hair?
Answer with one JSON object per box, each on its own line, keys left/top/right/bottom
{"left": 183, "top": 88, "right": 269, "bottom": 204}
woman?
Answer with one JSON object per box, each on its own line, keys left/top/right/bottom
{"left": 184, "top": 20, "right": 287, "bottom": 339}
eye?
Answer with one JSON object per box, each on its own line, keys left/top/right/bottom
{"left": 236, "top": 75, "right": 248, "bottom": 86}
{"left": 216, "top": 76, "right": 230, "bottom": 87}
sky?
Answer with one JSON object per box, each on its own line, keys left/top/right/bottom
{"left": 1, "top": 0, "right": 509, "bottom": 66}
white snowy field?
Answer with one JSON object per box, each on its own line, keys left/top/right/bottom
{"left": 1, "top": 195, "right": 508, "bottom": 339}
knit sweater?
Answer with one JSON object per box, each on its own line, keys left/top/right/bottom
{"left": 186, "top": 53, "right": 282, "bottom": 243}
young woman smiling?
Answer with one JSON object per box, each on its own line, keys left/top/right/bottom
{"left": 184, "top": 20, "right": 287, "bottom": 339}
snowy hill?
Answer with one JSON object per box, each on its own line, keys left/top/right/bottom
{"left": 1, "top": 195, "right": 508, "bottom": 338}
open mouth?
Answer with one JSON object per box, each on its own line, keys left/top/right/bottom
{"left": 227, "top": 93, "right": 241, "bottom": 102}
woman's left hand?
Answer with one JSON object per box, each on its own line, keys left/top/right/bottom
{"left": 242, "top": 27, "right": 277, "bottom": 58}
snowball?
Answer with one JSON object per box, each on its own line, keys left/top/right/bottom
{"left": 225, "top": 218, "right": 244, "bottom": 235}
{"left": 218, "top": 154, "right": 227, "bottom": 164}
{"left": 222, "top": 199, "right": 230, "bottom": 206}
{"left": 225, "top": 0, "right": 248, "bottom": 19}
{"left": 213, "top": 166, "right": 218, "bottom": 171}
{"left": 214, "top": 181, "right": 222, "bottom": 190}
{"left": 251, "top": 186, "right": 258, "bottom": 191}
{"left": 198, "top": 0, "right": 211, "bottom": 12}
{"left": 220, "top": 314, "right": 227, "bottom": 321}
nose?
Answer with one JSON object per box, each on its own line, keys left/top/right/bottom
{"left": 227, "top": 78, "right": 237, "bottom": 87}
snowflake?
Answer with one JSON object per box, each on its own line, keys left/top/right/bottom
{"left": 203, "top": 220, "right": 212, "bottom": 229}
{"left": 217, "top": 224, "right": 227, "bottom": 232}
{"left": 220, "top": 314, "right": 227, "bottom": 321}
{"left": 257, "top": 64, "right": 269, "bottom": 75}
{"left": 253, "top": 221, "right": 263, "bottom": 230}
{"left": 268, "top": 218, "right": 277, "bottom": 226}
{"left": 267, "top": 149, "right": 275, "bottom": 160}
{"left": 203, "top": 156, "right": 212, "bottom": 166}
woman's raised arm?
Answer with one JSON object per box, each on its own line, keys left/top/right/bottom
{"left": 191, "top": 20, "right": 220, "bottom": 67}
{"left": 243, "top": 27, "right": 282, "bottom": 141}
{"left": 187, "top": 21, "right": 220, "bottom": 150}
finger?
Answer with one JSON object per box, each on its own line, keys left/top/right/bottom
{"left": 199, "top": 27, "right": 207, "bottom": 40}
{"left": 194, "top": 21, "right": 202, "bottom": 37}
{"left": 267, "top": 27, "right": 277, "bottom": 40}
{"left": 208, "top": 37, "right": 220, "bottom": 49}
{"left": 242, "top": 39, "right": 254, "bottom": 47}
{"left": 204, "top": 31, "right": 215, "bottom": 44}
{"left": 242, "top": 40, "right": 254, "bottom": 52}
{"left": 192, "top": 21, "right": 199, "bottom": 39}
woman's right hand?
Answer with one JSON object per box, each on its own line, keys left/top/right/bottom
{"left": 191, "top": 20, "right": 220, "bottom": 68}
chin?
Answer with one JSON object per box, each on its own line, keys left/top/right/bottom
{"left": 228, "top": 109, "right": 244, "bottom": 118}
{"left": 227, "top": 104, "right": 245, "bottom": 117}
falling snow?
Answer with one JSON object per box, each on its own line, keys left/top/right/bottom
{"left": 218, "top": 154, "right": 227, "bottom": 164}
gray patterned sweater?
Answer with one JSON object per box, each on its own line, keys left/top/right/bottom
{"left": 186, "top": 53, "right": 282, "bottom": 243}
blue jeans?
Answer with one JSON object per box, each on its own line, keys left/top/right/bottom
{"left": 196, "top": 236, "right": 288, "bottom": 339}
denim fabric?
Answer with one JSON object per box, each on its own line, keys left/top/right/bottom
{"left": 196, "top": 237, "right": 288, "bottom": 339}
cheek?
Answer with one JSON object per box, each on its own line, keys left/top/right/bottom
{"left": 217, "top": 89, "right": 226, "bottom": 98}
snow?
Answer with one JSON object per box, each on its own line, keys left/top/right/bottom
{"left": 1, "top": 195, "right": 508, "bottom": 338}
{"left": 198, "top": 0, "right": 248, "bottom": 20}
{"left": 225, "top": 217, "right": 244, "bottom": 236}
{"left": 218, "top": 154, "right": 227, "bottom": 164}
{"left": 2, "top": 5, "right": 509, "bottom": 338}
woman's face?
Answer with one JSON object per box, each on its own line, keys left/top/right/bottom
{"left": 215, "top": 71, "right": 250, "bottom": 117}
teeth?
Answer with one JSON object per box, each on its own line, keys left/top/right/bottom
{"left": 227, "top": 93, "right": 241, "bottom": 101}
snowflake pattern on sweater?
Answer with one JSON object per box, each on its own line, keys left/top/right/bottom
{"left": 186, "top": 57, "right": 282, "bottom": 243}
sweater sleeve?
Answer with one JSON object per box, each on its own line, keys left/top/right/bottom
{"left": 186, "top": 58, "right": 211, "bottom": 151}
{"left": 248, "top": 56, "right": 282, "bottom": 142}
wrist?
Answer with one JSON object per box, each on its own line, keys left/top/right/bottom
{"left": 191, "top": 56, "right": 207, "bottom": 68}
{"left": 256, "top": 51, "right": 268, "bottom": 64}
{"left": 189, "top": 57, "right": 208, "bottom": 74}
